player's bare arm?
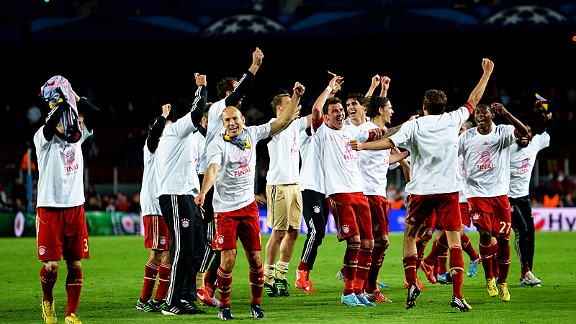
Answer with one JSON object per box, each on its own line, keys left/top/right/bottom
{"left": 248, "top": 47, "right": 264, "bottom": 75}
{"left": 269, "top": 82, "right": 305, "bottom": 136}
{"left": 195, "top": 163, "right": 220, "bottom": 208}
{"left": 350, "top": 137, "right": 394, "bottom": 151}
{"left": 365, "top": 74, "right": 381, "bottom": 97}
{"left": 491, "top": 102, "right": 528, "bottom": 137}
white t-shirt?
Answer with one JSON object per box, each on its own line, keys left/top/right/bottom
{"left": 357, "top": 121, "right": 390, "bottom": 196}
{"left": 458, "top": 123, "right": 516, "bottom": 198}
{"left": 140, "top": 143, "right": 162, "bottom": 216}
{"left": 315, "top": 123, "right": 369, "bottom": 196}
{"left": 206, "top": 124, "right": 270, "bottom": 212}
{"left": 34, "top": 125, "right": 92, "bottom": 207}
{"left": 199, "top": 98, "right": 227, "bottom": 174}
{"left": 458, "top": 155, "right": 467, "bottom": 203}
{"left": 508, "top": 132, "right": 550, "bottom": 198}
{"left": 156, "top": 111, "right": 200, "bottom": 196}
{"left": 344, "top": 116, "right": 369, "bottom": 126}
{"left": 192, "top": 130, "right": 206, "bottom": 174}
{"left": 299, "top": 128, "right": 324, "bottom": 194}
{"left": 389, "top": 106, "right": 470, "bottom": 195}
{"left": 266, "top": 116, "right": 308, "bottom": 185}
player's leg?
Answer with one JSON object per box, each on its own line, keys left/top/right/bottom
{"left": 296, "top": 190, "right": 327, "bottom": 292}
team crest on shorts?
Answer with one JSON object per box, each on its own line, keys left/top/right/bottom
{"left": 426, "top": 228, "right": 433, "bottom": 236}
{"left": 39, "top": 246, "right": 46, "bottom": 256}
{"left": 313, "top": 205, "right": 321, "bottom": 214}
{"left": 373, "top": 224, "right": 380, "bottom": 232}
{"left": 159, "top": 236, "right": 166, "bottom": 245}
{"left": 342, "top": 224, "right": 350, "bottom": 233}
{"left": 181, "top": 218, "right": 190, "bottom": 228}
{"left": 472, "top": 213, "right": 480, "bottom": 221}
{"left": 217, "top": 235, "right": 224, "bottom": 245}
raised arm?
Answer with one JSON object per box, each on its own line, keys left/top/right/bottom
{"left": 379, "top": 76, "right": 391, "bottom": 97}
{"left": 76, "top": 94, "right": 101, "bottom": 131}
{"left": 146, "top": 104, "right": 171, "bottom": 153}
{"left": 190, "top": 73, "right": 208, "bottom": 127}
{"left": 467, "top": 58, "right": 494, "bottom": 108}
{"left": 269, "top": 82, "right": 306, "bottom": 137}
{"left": 541, "top": 111, "right": 555, "bottom": 142}
{"left": 312, "top": 76, "right": 343, "bottom": 129}
{"left": 491, "top": 102, "right": 528, "bottom": 137}
{"left": 365, "top": 75, "right": 381, "bottom": 97}
{"left": 225, "top": 47, "right": 264, "bottom": 107}
{"left": 248, "top": 47, "right": 264, "bottom": 75}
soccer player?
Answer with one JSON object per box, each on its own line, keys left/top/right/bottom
{"left": 509, "top": 109, "right": 553, "bottom": 287}
{"left": 458, "top": 102, "right": 528, "bottom": 302}
{"left": 136, "top": 104, "right": 172, "bottom": 313}
{"left": 312, "top": 75, "right": 384, "bottom": 307}
{"left": 35, "top": 75, "right": 100, "bottom": 324}
{"left": 156, "top": 73, "right": 207, "bottom": 315}
{"left": 196, "top": 48, "right": 263, "bottom": 303}
{"left": 191, "top": 106, "right": 220, "bottom": 308}
{"left": 263, "top": 93, "right": 311, "bottom": 297}
{"left": 194, "top": 82, "right": 305, "bottom": 320}
{"left": 357, "top": 94, "right": 409, "bottom": 303}
{"left": 344, "top": 92, "right": 369, "bottom": 127}
{"left": 351, "top": 58, "right": 496, "bottom": 311}
{"left": 197, "top": 47, "right": 264, "bottom": 177}
{"left": 419, "top": 121, "right": 481, "bottom": 284}
{"left": 295, "top": 82, "right": 342, "bottom": 293}
{"left": 294, "top": 126, "right": 325, "bottom": 293}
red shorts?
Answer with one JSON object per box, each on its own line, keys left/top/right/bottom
{"left": 36, "top": 206, "right": 90, "bottom": 261}
{"left": 143, "top": 215, "right": 171, "bottom": 250}
{"left": 213, "top": 201, "right": 262, "bottom": 251}
{"left": 468, "top": 195, "right": 512, "bottom": 239}
{"left": 459, "top": 202, "right": 473, "bottom": 228}
{"left": 416, "top": 209, "right": 437, "bottom": 239}
{"left": 406, "top": 193, "right": 461, "bottom": 231}
{"left": 327, "top": 192, "right": 373, "bottom": 241}
{"left": 366, "top": 195, "right": 390, "bottom": 236}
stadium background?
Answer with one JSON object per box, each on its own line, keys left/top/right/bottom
{"left": 0, "top": 0, "right": 574, "bottom": 230}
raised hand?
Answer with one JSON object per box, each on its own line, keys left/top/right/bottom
{"left": 491, "top": 102, "right": 509, "bottom": 116}
{"left": 482, "top": 58, "right": 494, "bottom": 74}
{"left": 195, "top": 73, "right": 207, "bottom": 86}
{"left": 294, "top": 81, "right": 305, "bottom": 97}
{"left": 253, "top": 47, "right": 264, "bottom": 67}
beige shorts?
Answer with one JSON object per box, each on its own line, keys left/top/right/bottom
{"left": 266, "top": 183, "right": 303, "bottom": 231}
